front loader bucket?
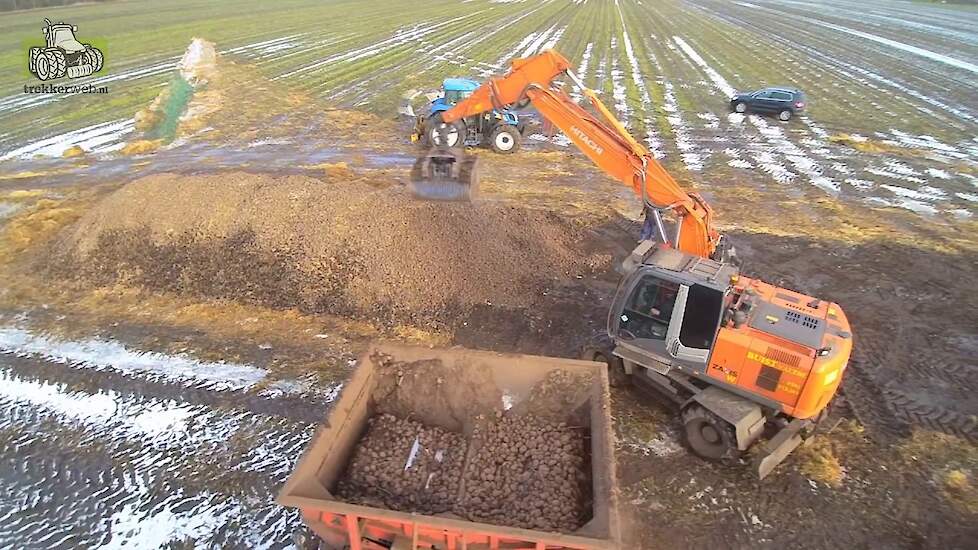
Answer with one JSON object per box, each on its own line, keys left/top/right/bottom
{"left": 409, "top": 148, "right": 481, "bottom": 202}
{"left": 398, "top": 89, "right": 420, "bottom": 118}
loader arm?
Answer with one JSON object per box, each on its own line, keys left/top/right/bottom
{"left": 438, "top": 50, "right": 720, "bottom": 258}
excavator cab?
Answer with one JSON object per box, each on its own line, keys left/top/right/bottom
{"left": 611, "top": 247, "right": 731, "bottom": 376}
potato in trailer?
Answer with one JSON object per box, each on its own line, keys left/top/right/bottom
{"left": 278, "top": 342, "right": 621, "bottom": 550}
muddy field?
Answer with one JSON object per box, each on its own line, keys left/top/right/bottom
{"left": 0, "top": 0, "right": 976, "bottom": 548}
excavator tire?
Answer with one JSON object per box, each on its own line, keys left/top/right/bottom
{"left": 580, "top": 332, "right": 629, "bottom": 388}
{"left": 682, "top": 405, "right": 740, "bottom": 461}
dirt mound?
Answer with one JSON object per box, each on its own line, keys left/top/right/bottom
{"left": 48, "top": 172, "right": 604, "bottom": 327}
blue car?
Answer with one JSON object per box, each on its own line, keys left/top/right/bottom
{"left": 414, "top": 78, "right": 526, "bottom": 153}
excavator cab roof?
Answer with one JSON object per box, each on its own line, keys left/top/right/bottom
{"left": 624, "top": 242, "right": 738, "bottom": 293}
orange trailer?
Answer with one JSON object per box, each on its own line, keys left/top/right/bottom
{"left": 278, "top": 342, "right": 621, "bottom": 550}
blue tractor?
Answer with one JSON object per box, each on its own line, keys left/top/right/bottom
{"left": 410, "top": 78, "right": 526, "bottom": 153}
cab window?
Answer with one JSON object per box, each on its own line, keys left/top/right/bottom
{"left": 678, "top": 285, "right": 724, "bottom": 350}
{"left": 620, "top": 276, "right": 679, "bottom": 340}
{"left": 444, "top": 90, "right": 470, "bottom": 104}
{"left": 772, "top": 91, "right": 792, "bottom": 101}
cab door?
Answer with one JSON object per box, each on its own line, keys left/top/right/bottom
{"left": 611, "top": 272, "right": 682, "bottom": 369}
{"left": 611, "top": 270, "right": 725, "bottom": 376}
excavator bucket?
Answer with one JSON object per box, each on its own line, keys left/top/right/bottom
{"left": 409, "top": 148, "right": 481, "bottom": 202}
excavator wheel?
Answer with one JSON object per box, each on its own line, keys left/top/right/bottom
{"left": 681, "top": 405, "right": 740, "bottom": 461}
{"left": 580, "top": 332, "right": 629, "bottom": 388}
{"left": 409, "top": 148, "right": 480, "bottom": 202}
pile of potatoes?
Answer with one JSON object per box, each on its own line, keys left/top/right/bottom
{"left": 461, "top": 414, "right": 587, "bottom": 532}
{"left": 336, "top": 413, "right": 466, "bottom": 515}
{"left": 337, "top": 412, "right": 588, "bottom": 533}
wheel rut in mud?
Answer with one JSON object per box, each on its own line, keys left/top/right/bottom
{"left": 0, "top": 350, "right": 324, "bottom": 549}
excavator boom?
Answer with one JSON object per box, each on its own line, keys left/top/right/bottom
{"left": 429, "top": 50, "right": 720, "bottom": 259}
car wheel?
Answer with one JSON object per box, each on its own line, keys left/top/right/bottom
{"left": 778, "top": 109, "right": 792, "bottom": 122}
{"left": 734, "top": 101, "right": 747, "bottom": 114}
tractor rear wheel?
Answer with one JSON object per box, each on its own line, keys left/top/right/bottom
{"left": 426, "top": 118, "right": 464, "bottom": 149}
{"left": 45, "top": 49, "right": 67, "bottom": 79}
{"left": 682, "top": 405, "right": 740, "bottom": 461}
{"left": 489, "top": 125, "right": 520, "bottom": 154}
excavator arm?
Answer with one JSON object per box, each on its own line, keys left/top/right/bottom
{"left": 434, "top": 50, "right": 720, "bottom": 259}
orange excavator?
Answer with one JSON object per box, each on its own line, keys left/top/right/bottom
{"left": 411, "top": 50, "right": 852, "bottom": 478}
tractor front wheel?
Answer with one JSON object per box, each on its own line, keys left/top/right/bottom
{"left": 682, "top": 405, "right": 740, "bottom": 462}
{"left": 85, "top": 46, "right": 104, "bottom": 73}
{"left": 489, "top": 125, "right": 520, "bottom": 154}
{"left": 45, "top": 49, "right": 67, "bottom": 79}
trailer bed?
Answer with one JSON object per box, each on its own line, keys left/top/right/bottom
{"left": 278, "top": 342, "right": 620, "bottom": 550}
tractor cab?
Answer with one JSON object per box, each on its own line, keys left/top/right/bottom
{"left": 44, "top": 23, "right": 85, "bottom": 53}
{"left": 440, "top": 78, "right": 478, "bottom": 106}
{"left": 432, "top": 78, "right": 520, "bottom": 127}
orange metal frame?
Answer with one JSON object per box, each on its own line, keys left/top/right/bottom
{"left": 306, "top": 509, "right": 602, "bottom": 550}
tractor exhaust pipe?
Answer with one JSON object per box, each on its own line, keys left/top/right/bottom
{"left": 409, "top": 148, "right": 480, "bottom": 202}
